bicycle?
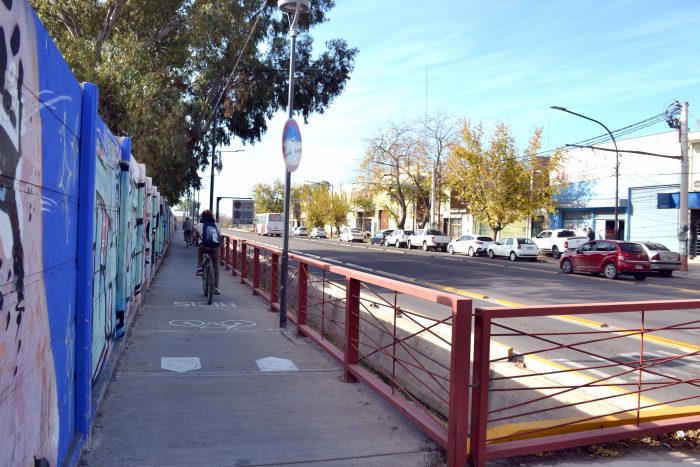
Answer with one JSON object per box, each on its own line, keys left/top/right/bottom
{"left": 201, "top": 252, "right": 214, "bottom": 305}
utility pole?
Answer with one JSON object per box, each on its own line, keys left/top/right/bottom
{"left": 679, "top": 102, "right": 689, "bottom": 271}
{"left": 209, "top": 102, "right": 218, "bottom": 212}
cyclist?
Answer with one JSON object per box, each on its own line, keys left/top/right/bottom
{"left": 194, "top": 210, "right": 221, "bottom": 295}
{"left": 183, "top": 217, "right": 193, "bottom": 245}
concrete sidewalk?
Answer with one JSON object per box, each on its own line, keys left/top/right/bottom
{"left": 79, "top": 240, "right": 438, "bottom": 466}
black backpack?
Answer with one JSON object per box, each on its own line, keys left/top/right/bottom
{"left": 201, "top": 222, "right": 221, "bottom": 247}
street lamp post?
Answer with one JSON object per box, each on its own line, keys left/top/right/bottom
{"left": 279, "top": 0, "right": 309, "bottom": 328}
{"left": 551, "top": 106, "right": 621, "bottom": 239}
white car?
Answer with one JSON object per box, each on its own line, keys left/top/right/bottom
{"left": 447, "top": 234, "right": 494, "bottom": 256}
{"left": 384, "top": 229, "right": 414, "bottom": 247}
{"left": 293, "top": 226, "right": 307, "bottom": 236}
{"left": 310, "top": 227, "right": 327, "bottom": 239}
{"left": 487, "top": 237, "right": 538, "bottom": 261}
{"left": 339, "top": 227, "right": 364, "bottom": 242}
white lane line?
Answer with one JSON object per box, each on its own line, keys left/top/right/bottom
{"left": 324, "top": 258, "right": 342, "bottom": 264}
{"left": 657, "top": 349, "right": 700, "bottom": 362}
{"left": 345, "top": 263, "right": 374, "bottom": 273}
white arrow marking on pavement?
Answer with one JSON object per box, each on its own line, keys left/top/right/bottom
{"left": 161, "top": 357, "right": 201, "bottom": 373}
{"left": 256, "top": 357, "right": 298, "bottom": 372}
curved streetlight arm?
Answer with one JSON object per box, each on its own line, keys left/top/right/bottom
{"left": 551, "top": 106, "right": 620, "bottom": 239}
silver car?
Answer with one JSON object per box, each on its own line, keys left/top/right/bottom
{"left": 638, "top": 242, "right": 681, "bottom": 276}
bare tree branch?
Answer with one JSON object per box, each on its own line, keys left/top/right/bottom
{"left": 45, "top": 0, "right": 82, "bottom": 38}
{"left": 96, "top": 0, "right": 128, "bottom": 56}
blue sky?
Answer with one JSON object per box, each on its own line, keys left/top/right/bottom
{"left": 205, "top": 0, "right": 700, "bottom": 216}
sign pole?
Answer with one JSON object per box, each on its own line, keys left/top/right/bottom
{"left": 280, "top": 13, "right": 299, "bottom": 328}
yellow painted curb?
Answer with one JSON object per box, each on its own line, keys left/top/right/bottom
{"left": 487, "top": 405, "right": 700, "bottom": 444}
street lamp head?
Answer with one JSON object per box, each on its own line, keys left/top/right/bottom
{"left": 278, "top": 0, "right": 310, "bottom": 14}
{"left": 550, "top": 106, "right": 567, "bottom": 111}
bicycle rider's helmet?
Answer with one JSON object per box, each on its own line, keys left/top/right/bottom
{"left": 200, "top": 210, "right": 213, "bottom": 219}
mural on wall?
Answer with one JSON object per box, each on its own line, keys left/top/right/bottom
{"left": 0, "top": 1, "right": 59, "bottom": 465}
{"left": 144, "top": 177, "right": 153, "bottom": 282}
{"left": 134, "top": 162, "right": 145, "bottom": 295}
{"left": 91, "top": 119, "right": 121, "bottom": 380}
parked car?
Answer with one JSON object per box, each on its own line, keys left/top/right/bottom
{"left": 637, "top": 242, "right": 681, "bottom": 277}
{"left": 339, "top": 227, "right": 364, "bottom": 242}
{"left": 447, "top": 234, "right": 494, "bottom": 256}
{"left": 407, "top": 229, "right": 451, "bottom": 251}
{"left": 533, "top": 229, "right": 588, "bottom": 259}
{"left": 310, "top": 227, "right": 327, "bottom": 239}
{"left": 488, "top": 237, "right": 539, "bottom": 261}
{"left": 292, "top": 226, "right": 307, "bottom": 236}
{"left": 370, "top": 229, "right": 394, "bottom": 245}
{"left": 559, "top": 240, "right": 650, "bottom": 280}
{"left": 384, "top": 229, "right": 414, "bottom": 247}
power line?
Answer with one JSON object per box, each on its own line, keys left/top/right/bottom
{"left": 541, "top": 105, "right": 682, "bottom": 156}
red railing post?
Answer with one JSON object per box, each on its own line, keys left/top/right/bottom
{"left": 224, "top": 237, "right": 230, "bottom": 270}
{"left": 344, "top": 277, "right": 360, "bottom": 383}
{"left": 270, "top": 253, "right": 279, "bottom": 311}
{"left": 447, "top": 299, "right": 471, "bottom": 467}
{"left": 240, "top": 242, "right": 247, "bottom": 283}
{"left": 297, "top": 262, "right": 308, "bottom": 336}
{"left": 231, "top": 239, "right": 238, "bottom": 275}
{"left": 469, "top": 310, "right": 492, "bottom": 467}
{"left": 253, "top": 247, "right": 260, "bottom": 291}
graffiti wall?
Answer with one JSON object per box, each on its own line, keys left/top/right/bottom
{"left": 0, "top": 2, "right": 172, "bottom": 465}
{"left": 91, "top": 117, "right": 121, "bottom": 380}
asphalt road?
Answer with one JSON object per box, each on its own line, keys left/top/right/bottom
{"left": 223, "top": 229, "right": 700, "bottom": 407}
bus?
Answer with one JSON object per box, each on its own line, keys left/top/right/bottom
{"left": 255, "top": 213, "right": 284, "bottom": 236}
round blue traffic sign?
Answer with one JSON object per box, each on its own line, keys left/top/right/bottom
{"left": 282, "top": 118, "right": 302, "bottom": 172}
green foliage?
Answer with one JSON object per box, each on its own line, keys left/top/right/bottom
{"left": 445, "top": 121, "right": 564, "bottom": 239}
{"left": 329, "top": 188, "right": 350, "bottom": 237}
{"left": 252, "top": 180, "right": 284, "bottom": 213}
{"left": 30, "top": 0, "right": 357, "bottom": 204}
{"left": 301, "top": 183, "right": 330, "bottom": 228}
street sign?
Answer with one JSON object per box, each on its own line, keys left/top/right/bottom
{"left": 282, "top": 118, "right": 302, "bottom": 172}
{"left": 232, "top": 198, "right": 255, "bottom": 224}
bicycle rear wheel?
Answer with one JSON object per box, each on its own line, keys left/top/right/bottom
{"left": 202, "top": 257, "right": 209, "bottom": 296}
{"left": 206, "top": 264, "right": 214, "bottom": 305}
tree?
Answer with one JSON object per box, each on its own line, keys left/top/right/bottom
{"left": 351, "top": 192, "right": 374, "bottom": 231}
{"left": 300, "top": 183, "right": 330, "bottom": 229}
{"left": 445, "top": 121, "right": 564, "bottom": 240}
{"left": 328, "top": 188, "right": 350, "bottom": 237}
{"left": 355, "top": 123, "right": 425, "bottom": 228}
{"left": 31, "top": 0, "right": 358, "bottom": 204}
{"left": 419, "top": 111, "right": 456, "bottom": 228}
{"left": 176, "top": 198, "right": 200, "bottom": 218}
{"left": 252, "top": 180, "right": 284, "bottom": 213}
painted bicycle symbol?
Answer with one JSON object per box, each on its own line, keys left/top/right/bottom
{"left": 169, "top": 319, "right": 256, "bottom": 330}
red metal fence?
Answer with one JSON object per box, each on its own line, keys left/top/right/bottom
{"left": 471, "top": 301, "right": 700, "bottom": 466}
{"left": 221, "top": 235, "right": 472, "bottom": 465}
{"left": 221, "top": 234, "right": 700, "bottom": 467}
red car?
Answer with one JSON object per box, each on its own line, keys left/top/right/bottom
{"left": 559, "top": 240, "right": 650, "bottom": 280}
